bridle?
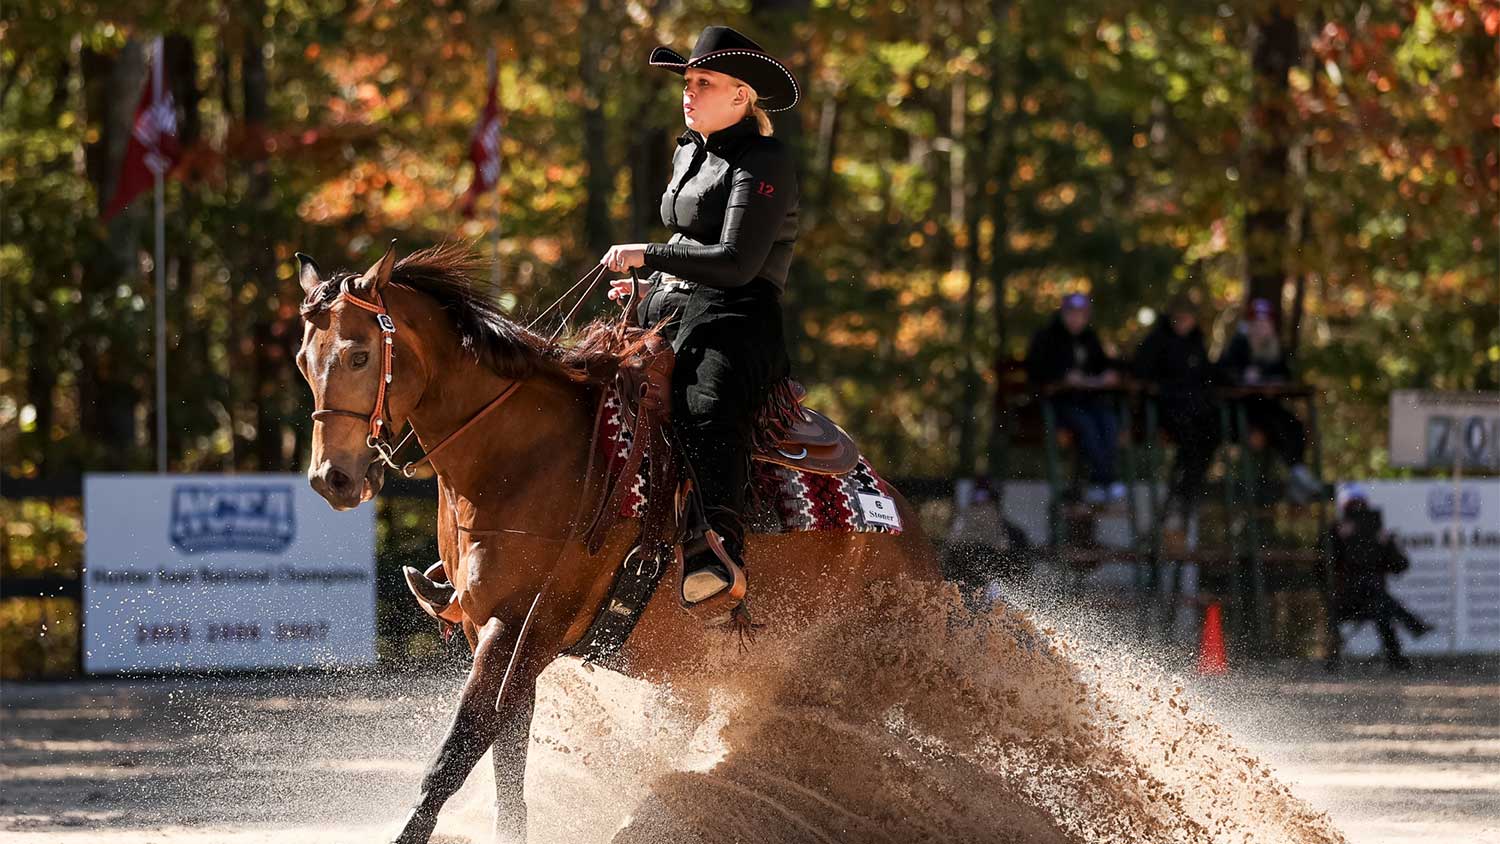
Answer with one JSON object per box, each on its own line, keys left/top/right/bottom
{"left": 309, "top": 282, "right": 522, "bottom": 477}
{"left": 306, "top": 261, "right": 635, "bottom": 479}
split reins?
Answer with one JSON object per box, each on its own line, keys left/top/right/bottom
{"left": 524, "top": 260, "right": 628, "bottom": 342}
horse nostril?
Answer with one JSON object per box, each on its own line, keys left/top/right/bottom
{"left": 326, "top": 467, "right": 353, "bottom": 494}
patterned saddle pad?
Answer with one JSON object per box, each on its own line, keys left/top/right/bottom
{"left": 599, "top": 386, "right": 903, "bottom": 535}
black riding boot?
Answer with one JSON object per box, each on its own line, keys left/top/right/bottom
{"left": 678, "top": 421, "right": 753, "bottom": 604}
{"left": 678, "top": 401, "right": 756, "bottom": 608}
{"left": 644, "top": 279, "right": 788, "bottom": 606}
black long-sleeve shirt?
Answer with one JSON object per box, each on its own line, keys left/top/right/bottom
{"left": 1134, "top": 321, "right": 1216, "bottom": 403}
{"left": 1025, "top": 315, "right": 1116, "bottom": 385}
{"left": 643, "top": 116, "right": 800, "bottom": 291}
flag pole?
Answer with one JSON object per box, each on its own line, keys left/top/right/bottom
{"left": 152, "top": 37, "right": 168, "bottom": 474}
{"left": 489, "top": 48, "right": 502, "bottom": 288}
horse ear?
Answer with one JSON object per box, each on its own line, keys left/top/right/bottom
{"left": 295, "top": 252, "right": 322, "bottom": 296}
{"left": 352, "top": 240, "right": 397, "bottom": 297}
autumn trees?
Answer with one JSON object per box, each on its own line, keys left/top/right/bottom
{"left": 1, "top": 0, "right": 1495, "bottom": 482}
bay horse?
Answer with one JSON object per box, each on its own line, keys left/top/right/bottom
{"left": 293, "top": 243, "right": 938, "bottom": 843}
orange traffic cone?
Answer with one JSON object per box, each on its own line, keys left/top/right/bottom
{"left": 1197, "top": 600, "right": 1229, "bottom": 676}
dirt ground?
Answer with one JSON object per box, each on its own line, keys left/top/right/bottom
{"left": 1205, "top": 658, "right": 1500, "bottom": 844}
{"left": 1, "top": 657, "right": 1496, "bottom": 844}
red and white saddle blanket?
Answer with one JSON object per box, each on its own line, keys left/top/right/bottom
{"left": 599, "top": 386, "right": 903, "bottom": 535}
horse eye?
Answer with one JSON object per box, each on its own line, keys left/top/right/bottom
{"left": 351, "top": 351, "right": 370, "bottom": 368}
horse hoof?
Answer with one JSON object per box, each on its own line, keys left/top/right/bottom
{"left": 391, "top": 806, "right": 439, "bottom": 844}
{"left": 493, "top": 813, "right": 527, "bottom": 844}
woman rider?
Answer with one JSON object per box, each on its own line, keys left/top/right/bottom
{"left": 599, "top": 26, "right": 800, "bottom": 609}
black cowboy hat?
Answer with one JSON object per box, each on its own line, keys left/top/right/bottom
{"left": 649, "top": 26, "right": 800, "bottom": 112}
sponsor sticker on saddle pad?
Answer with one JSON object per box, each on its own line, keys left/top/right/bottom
{"left": 858, "top": 493, "right": 902, "bottom": 530}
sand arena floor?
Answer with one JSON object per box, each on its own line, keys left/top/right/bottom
{"left": 1, "top": 656, "right": 1495, "bottom": 844}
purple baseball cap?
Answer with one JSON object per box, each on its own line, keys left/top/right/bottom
{"left": 1248, "top": 298, "right": 1275, "bottom": 321}
{"left": 1062, "top": 293, "right": 1091, "bottom": 311}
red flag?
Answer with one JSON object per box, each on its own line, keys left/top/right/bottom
{"left": 103, "top": 39, "right": 181, "bottom": 222}
{"left": 460, "top": 52, "right": 502, "bottom": 219}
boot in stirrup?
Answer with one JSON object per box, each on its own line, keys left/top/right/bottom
{"left": 677, "top": 529, "right": 747, "bottom": 621}
{"left": 403, "top": 562, "right": 463, "bottom": 623}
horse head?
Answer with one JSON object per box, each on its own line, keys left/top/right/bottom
{"left": 294, "top": 244, "right": 418, "bottom": 510}
{"left": 296, "top": 241, "right": 644, "bottom": 512}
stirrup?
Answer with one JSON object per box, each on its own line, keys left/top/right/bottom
{"left": 683, "top": 563, "right": 732, "bottom": 603}
{"left": 403, "top": 564, "right": 464, "bottom": 624}
{"left": 675, "top": 529, "right": 746, "bottom": 623}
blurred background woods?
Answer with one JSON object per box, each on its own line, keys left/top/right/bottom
{"left": 2, "top": 0, "right": 1496, "bottom": 483}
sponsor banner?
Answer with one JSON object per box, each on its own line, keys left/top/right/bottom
{"left": 1341, "top": 480, "right": 1500, "bottom": 656}
{"left": 83, "top": 474, "right": 377, "bottom": 673}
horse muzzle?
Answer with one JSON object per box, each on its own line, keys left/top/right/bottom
{"left": 309, "top": 456, "right": 386, "bottom": 510}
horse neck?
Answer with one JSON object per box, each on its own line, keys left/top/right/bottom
{"left": 396, "top": 299, "right": 596, "bottom": 525}
{"left": 421, "top": 379, "right": 595, "bottom": 516}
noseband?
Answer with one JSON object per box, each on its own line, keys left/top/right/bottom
{"left": 309, "top": 283, "right": 522, "bottom": 476}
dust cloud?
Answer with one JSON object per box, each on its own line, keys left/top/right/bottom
{"left": 522, "top": 580, "right": 1345, "bottom": 844}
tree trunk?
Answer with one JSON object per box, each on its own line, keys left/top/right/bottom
{"left": 215, "top": 36, "right": 240, "bottom": 470}
{"left": 1243, "top": 3, "right": 1300, "bottom": 321}
{"left": 580, "top": 0, "right": 611, "bottom": 255}
{"left": 164, "top": 33, "right": 202, "bottom": 465}
{"left": 79, "top": 41, "right": 147, "bottom": 469}
{"left": 629, "top": 126, "right": 669, "bottom": 242}
{"left": 23, "top": 57, "right": 75, "bottom": 472}
{"left": 810, "top": 94, "right": 841, "bottom": 225}
{"left": 952, "top": 0, "right": 983, "bottom": 477}
{"left": 752, "top": 0, "right": 810, "bottom": 363}
{"left": 1464, "top": 25, "right": 1500, "bottom": 390}
{"left": 985, "top": 0, "right": 1015, "bottom": 480}
{"left": 241, "top": 0, "right": 284, "bottom": 470}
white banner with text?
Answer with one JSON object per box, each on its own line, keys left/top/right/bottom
{"left": 83, "top": 474, "right": 377, "bottom": 673}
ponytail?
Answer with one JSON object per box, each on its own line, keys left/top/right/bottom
{"left": 743, "top": 85, "right": 774, "bottom": 136}
{"left": 751, "top": 104, "right": 773, "bottom": 136}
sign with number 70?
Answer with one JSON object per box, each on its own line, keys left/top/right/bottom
{"left": 1391, "top": 391, "right": 1500, "bottom": 471}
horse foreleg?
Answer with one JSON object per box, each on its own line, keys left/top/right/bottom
{"left": 393, "top": 617, "right": 510, "bottom": 844}
{"left": 490, "top": 677, "right": 536, "bottom": 842}
{"left": 488, "top": 593, "right": 552, "bottom": 842}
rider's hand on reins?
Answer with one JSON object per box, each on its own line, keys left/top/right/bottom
{"left": 600, "top": 243, "right": 647, "bottom": 274}
{"left": 607, "top": 275, "right": 653, "bottom": 304}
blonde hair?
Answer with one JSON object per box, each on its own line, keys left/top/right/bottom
{"left": 743, "top": 85, "right": 774, "bottom": 136}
